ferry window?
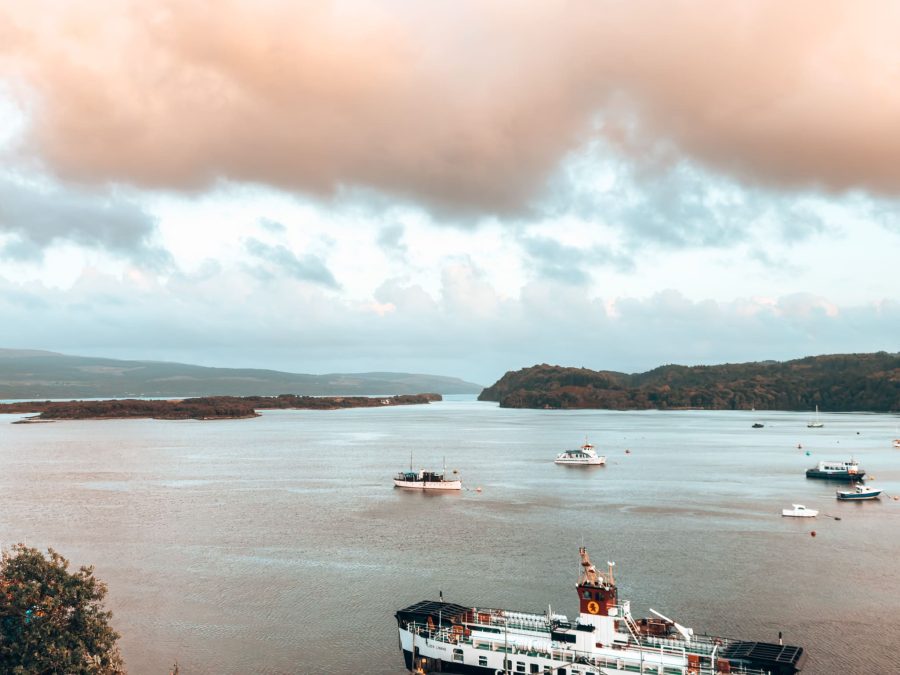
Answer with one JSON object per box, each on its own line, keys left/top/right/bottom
{"left": 530, "top": 664, "right": 540, "bottom": 673}
{"left": 506, "top": 659, "right": 513, "bottom": 670}
{"left": 558, "top": 670, "right": 567, "bottom": 675}
{"left": 516, "top": 662, "right": 526, "bottom": 672}
{"left": 583, "top": 591, "right": 590, "bottom": 599}
{"left": 478, "top": 656, "right": 488, "bottom": 667}
{"left": 453, "top": 648, "right": 464, "bottom": 663}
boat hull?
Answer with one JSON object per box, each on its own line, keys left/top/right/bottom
{"left": 836, "top": 490, "right": 882, "bottom": 500}
{"left": 393, "top": 479, "right": 462, "bottom": 491}
{"left": 805, "top": 469, "right": 865, "bottom": 480}
{"left": 554, "top": 457, "right": 606, "bottom": 465}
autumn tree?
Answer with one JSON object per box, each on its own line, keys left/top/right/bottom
{"left": 0, "top": 545, "right": 125, "bottom": 674}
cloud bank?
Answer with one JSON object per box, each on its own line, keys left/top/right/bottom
{"left": 0, "top": 176, "right": 168, "bottom": 264}
{"left": 3, "top": 0, "right": 900, "bottom": 214}
{"left": 1, "top": 263, "right": 895, "bottom": 384}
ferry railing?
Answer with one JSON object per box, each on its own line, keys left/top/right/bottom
{"left": 403, "top": 621, "right": 776, "bottom": 675}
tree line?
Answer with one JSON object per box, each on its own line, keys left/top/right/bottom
{"left": 479, "top": 352, "right": 900, "bottom": 411}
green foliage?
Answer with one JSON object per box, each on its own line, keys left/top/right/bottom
{"left": 0, "top": 545, "right": 125, "bottom": 674}
{"left": 479, "top": 353, "right": 900, "bottom": 411}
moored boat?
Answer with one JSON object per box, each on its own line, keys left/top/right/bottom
{"left": 396, "top": 547, "right": 806, "bottom": 675}
{"left": 782, "top": 504, "right": 818, "bottom": 517}
{"left": 555, "top": 440, "right": 606, "bottom": 465}
{"left": 836, "top": 485, "right": 882, "bottom": 501}
{"left": 805, "top": 459, "right": 864, "bottom": 480}
{"left": 806, "top": 405, "right": 824, "bottom": 428}
{"left": 394, "top": 455, "right": 461, "bottom": 491}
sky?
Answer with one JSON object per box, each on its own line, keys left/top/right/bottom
{"left": 0, "top": 0, "right": 898, "bottom": 385}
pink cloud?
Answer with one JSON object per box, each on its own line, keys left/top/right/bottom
{"left": 3, "top": 1, "right": 900, "bottom": 211}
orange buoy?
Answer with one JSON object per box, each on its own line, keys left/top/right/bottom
{"left": 475, "top": 487, "right": 482, "bottom": 493}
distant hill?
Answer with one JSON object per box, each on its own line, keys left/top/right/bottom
{"left": 479, "top": 353, "right": 900, "bottom": 412}
{"left": 0, "top": 349, "right": 482, "bottom": 398}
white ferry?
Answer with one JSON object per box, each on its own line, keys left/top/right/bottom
{"left": 555, "top": 441, "right": 606, "bottom": 466}
{"left": 396, "top": 547, "right": 805, "bottom": 675}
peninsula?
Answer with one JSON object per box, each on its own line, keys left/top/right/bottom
{"left": 479, "top": 352, "right": 900, "bottom": 412}
{"left": 2, "top": 393, "right": 441, "bottom": 422}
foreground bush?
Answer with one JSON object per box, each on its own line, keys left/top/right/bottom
{"left": 0, "top": 545, "right": 125, "bottom": 673}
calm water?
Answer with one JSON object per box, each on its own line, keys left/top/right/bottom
{"left": 1, "top": 400, "right": 899, "bottom": 674}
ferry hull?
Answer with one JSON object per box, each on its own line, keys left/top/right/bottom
{"left": 402, "top": 649, "right": 488, "bottom": 674}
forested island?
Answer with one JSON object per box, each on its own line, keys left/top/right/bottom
{"left": 2, "top": 393, "right": 441, "bottom": 422}
{"left": 479, "top": 353, "right": 899, "bottom": 412}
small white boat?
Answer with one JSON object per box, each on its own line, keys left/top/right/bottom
{"left": 893, "top": 438, "right": 900, "bottom": 449}
{"left": 836, "top": 485, "right": 882, "bottom": 501}
{"left": 555, "top": 440, "right": 606, "bottom": 465}
{"left": 781, "top": 504, "right": 818, "bottom": 518}
{"left": 393, "top": 455, "right": 461, "bottom": 491}
{"left": 393, "top": 469, "right": 461, "bottom": 490}
{"left": 807, "top": 405, "right": 824, "bottom": 428}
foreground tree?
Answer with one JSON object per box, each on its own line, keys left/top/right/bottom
{"left": 0, "top": 545, "right": 125, "bottom": 674}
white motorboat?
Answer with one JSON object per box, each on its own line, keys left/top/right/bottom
{"left": 781, "top": 504, "right": 818, "bottom": 518}
{"left": 555, "top": 440, "right": 606, "bottom": 465}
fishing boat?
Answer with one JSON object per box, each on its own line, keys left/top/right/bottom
{"left": 555, "top": 440, "right": 606, "bottom": 465}
{"left": 782, "top": 504, "right": 818, "bottom": 518}
{"left": 805, "top": 459, "right": 864, "bottom": 480}
{"left": 752, "top": 422, "right": 764, "bottom": 428}
{"left": 396, "top": 547, "right": 806, "bottom": 675}
{"left": 394, "top": 456, "right": 461, "bottom": 491}
{"left": 836, "top": 485, "right": 882, "bottom": 501}
{"left": 806, "top": 406, "right": 824, "bottom": 428}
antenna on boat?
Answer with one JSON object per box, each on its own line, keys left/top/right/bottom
{"left": 410, "top": 450, "right": 413, "bottom": 472}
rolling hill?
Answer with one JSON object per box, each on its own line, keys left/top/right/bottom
{"left": 0, "top": 349, "right": 482, "bottom": 398}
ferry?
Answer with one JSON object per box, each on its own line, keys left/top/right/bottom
{"left": 396, "top": 547, "right": 805, "bottom": 675}
{"left": 804, "top": 459, "right": 864, "bottom": 481}
{"left": 555, "top": 441, "right": 606, "bottom": 465}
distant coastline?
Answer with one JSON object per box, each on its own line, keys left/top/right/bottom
{"left": 479, "top": 352, "right": 900, "bottom": 412}
{"left": 2, "top": 393, "right": 442, "bottom": 422}
{"left": 0, "top": 348, "right": 482, "bottom": 398}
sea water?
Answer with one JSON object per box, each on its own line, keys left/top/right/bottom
{"left": 1, "top": 399, "right": 898, "bottom": 673}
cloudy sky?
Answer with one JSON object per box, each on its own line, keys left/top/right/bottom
{"left": 0, "top": 0, "right": 898, "bottom": 385}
